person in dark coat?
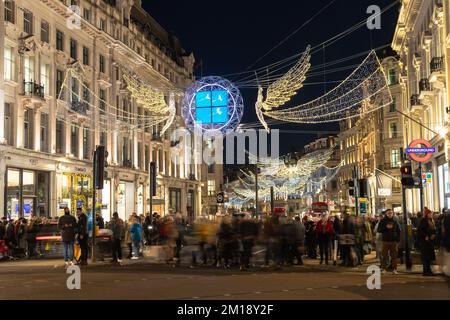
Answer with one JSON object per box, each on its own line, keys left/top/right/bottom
{"left": 304, "top": 216, "right": 317, "bottom": 259}
{"left": 379, "top": 209, "right": 401, "bottom": 274}
{"left": 96, "top": 213, "right": 105, "bottom": 230}
{"left": 293, "top": 216, "right": 306, "bottom": 265}
{"left": 76, "top": 208, "right": 89, "bottom": 265}
{"left": 280, "top": 217, "right": 297, "bottom": 265}
{"left": 109, "top": 212, "right": 125, "bottom": 263}
{"left": 217, "top": 216, "right": 235, "bottom": 268}
{"left": 340, "top": 213, "right": 355, "bottom": 267}
{"left": 443, "top": 210, "right": 450, "bottom": 252}
{"left": 418, "top": 208, "right": 437, "bottom": 276}
{"left": 238, "top": 215, "right": 259, "bottom": 271}
{"left": 315, "top": 215, "right": 334, "bottom": 265}
{"left": 58, "top": 208, "right": 77, "bottom": 267}
{"left": 25, "top": 217, "right": 40, "bottom": 259}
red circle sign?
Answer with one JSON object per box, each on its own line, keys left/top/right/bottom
{"left": 408, "top": 139, "right": 434, "bottom": 163}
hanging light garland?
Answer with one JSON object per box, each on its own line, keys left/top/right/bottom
{"left": 255, "top": 50, "right": 392, "bottom": 127}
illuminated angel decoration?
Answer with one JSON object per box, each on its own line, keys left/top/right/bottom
{"left": 256, "top": 50, "right": 392, "bottom": 129}
{"left": 255, "top": 45, "right": 311, "bottom": 132}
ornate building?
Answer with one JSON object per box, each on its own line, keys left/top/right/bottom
{"left": 0, "top": 0, "right": 207, "bottom": 222}
{"left": 392, "top": 0, "right": 450, "bottom": 213}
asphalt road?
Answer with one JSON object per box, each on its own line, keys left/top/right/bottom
{"left": 1, "top": 256, "right": 449, "bottom": 300}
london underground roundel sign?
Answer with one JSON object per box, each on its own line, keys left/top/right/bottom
{"left": 183, "top": 76, "right": 244, "bottom": 135}
{"left": 406, "top": 139, "right": 436, "bottom": 163}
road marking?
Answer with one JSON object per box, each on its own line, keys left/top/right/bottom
{"left": 224, "top": 294, "right": 231, "bottom": 297}
{"left": 331, "top": 286, "right": 339, "bottom": 289}
{"left": 192, "top": 297, "right": 199, "bottom": 299}
{"left": 254, "top": 292, "right": 261, "bottom": 294}
{"left": 282, "top": 290, "right": 289, "bottom": 292}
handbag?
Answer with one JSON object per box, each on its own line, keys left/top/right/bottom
{"left": 74, "top": 243, "right": 81, "bottom": 262}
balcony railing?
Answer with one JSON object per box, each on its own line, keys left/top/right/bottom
{"left": 419, "top": 78, "right": 431, "bottom": 92}
{"left": 22, "top": 81, "right": 45, "bottom": 99}
{"left": 70, "top": 100, "right": 89, "bottom": 115}
{"left": 411, "top": 94, "right": 421, "bottom": 106}
{"left": 430, "top": 57, "right": 444, "bottom": 73}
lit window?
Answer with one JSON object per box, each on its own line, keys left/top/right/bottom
{"left": 4, "top": 47, "right": 15, "bottom": 81}
{"left": 207, "top": 180, "right": 215, "bottom": 196}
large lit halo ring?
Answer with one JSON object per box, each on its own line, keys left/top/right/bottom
{"left": 183, "top": 76, "right": 244, "bottom": 135}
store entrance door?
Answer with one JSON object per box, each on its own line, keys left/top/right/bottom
{"left": 23, "top": 197, "right": 36, "bottom": 219}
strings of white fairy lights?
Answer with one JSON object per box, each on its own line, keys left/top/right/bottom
{"left": 56, "top": 68, "right": 173, "bottom": 133}
{"left": 259, "top": 50, "right": 393, "bottom": 125}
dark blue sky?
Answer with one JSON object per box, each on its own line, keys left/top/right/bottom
{"left": 143, "top": 0, "right": 400, "bottom": 154}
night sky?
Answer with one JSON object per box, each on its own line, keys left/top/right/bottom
{"left": 143, "top": 0, "right": 400, "bottom": 155}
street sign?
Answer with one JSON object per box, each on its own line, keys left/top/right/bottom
{"left": 406, "top": 139, "right": 436, "bottom": 163}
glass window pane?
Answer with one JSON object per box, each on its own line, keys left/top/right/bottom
{"left": 23, "top": 170, "right": 35, "bottom": 195}
{"left": 444, "top": 164, "right": 449, "bottom": 194}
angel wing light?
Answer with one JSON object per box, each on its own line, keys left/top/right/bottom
{"left": 255, "top": 46, "right": 312, "bottom": 132}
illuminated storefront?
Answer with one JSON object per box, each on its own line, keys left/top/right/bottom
{"left": 5, "top": 168, "right": 50, "bottom": 219}
{"left": 57, "top": 172, "right": 93, "bottom": 216}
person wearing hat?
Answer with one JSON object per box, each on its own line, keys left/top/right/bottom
{"left": 378, "top": 209, "right": 401, "bottom": 274}
{"left": 418, "top": 208, "right": 437, "bottom": 276}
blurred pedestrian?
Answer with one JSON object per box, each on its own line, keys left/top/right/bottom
{"left": 379, "top": 209, "right": 401, "bottom": 274}
{"left": 109, "top": 212, "right": 125, "bottom": 264}
{"left": 130, "top": 217, "right": 142, "bottom": 260}
{"left": 239, "top": 214, "right": 259, "bottom": 271}
{"left": 316, "top": 214, "right": 334, "bottom": 265}
{"left": 76, "top": 208, "right": 89, "bottom": 266}
{"left": 58, "top": 208, "right": 77, "bottom": 268}
{"left": 418, "top": 208, "right": 437, "bottom": 276}
{"left": 26, "top": 217, "right": 39, "bottom": 259}
{"left": 293, "top": 216, "right": 305, "bottom": 265}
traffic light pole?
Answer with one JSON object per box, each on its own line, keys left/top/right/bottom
{"left": 400, "top": 149, "right": 412, "bottom": 271}
{"left": 418, "top": 162, "right": 425, "bottom": 217}
{"left": 354, "top": 166, "right": 360, "bottom": 216}
{"left": 149, "top": 162, "right": 153, "bottom": 226}
{"left": 91, "top": 148, "right": 97, "bottom": 263}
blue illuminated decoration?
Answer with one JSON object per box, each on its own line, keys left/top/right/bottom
{"left": 183, "top": 77, "right": 244, "bottom": 135}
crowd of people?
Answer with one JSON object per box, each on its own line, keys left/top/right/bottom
{"left": 190, "top": 208, "right": 450, "bottom": 276}
{"left": 1, "top": 207, "right": 450, "bottom": 277}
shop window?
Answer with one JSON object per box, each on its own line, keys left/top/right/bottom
{"left": 145, "top": 145, "right": 150, "bottom": 170}
{"left": 100, "top": 131, "right": 107, "bottom": 147}
{"left": 71, "top": 76, "right": 79, "bottom": 103}
{"left": 6, "top": 169, "right": 20, "bottom": 219}
{"left": 169, "top": 188, "right": 181, "bottom": 213}
{"left": 391, "top": 149, "right": 400, "bottom": 168}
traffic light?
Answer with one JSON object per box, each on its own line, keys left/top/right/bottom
{"left": 94, "top": 145, "right": 108, "bottom": 190}
{"left": 359, "top": 179, "right": 368, "bottom": 198}
{"left": 401, "top": 162, "right": 414, "bottom": 187}
{"left": 150, "top": 162, "right": 157, "bottom": 197}
{"left": 348, "top": 180, "right": 355, "bottom": 196}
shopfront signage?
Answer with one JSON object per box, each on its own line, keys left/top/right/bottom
{"left": 59, "top": 202, "right": 68, "bottom": 209}
{"left": 378, "top": 188, "right": 392, "bottom": 197}
{"left": 406, "top": 139, "right": 436, "bottom": 163}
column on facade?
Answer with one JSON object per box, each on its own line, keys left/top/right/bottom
{"left": 133, "top": 128, "right": 138, "bottom": 169}
{"left": 15, "top": 53, "right": 24, "bottom": 148}
{"left": 181, "top": 187, "right": 187, "bottom": 216}
{"left": 78, "top": 122, "right": 83, "bottom": 160}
